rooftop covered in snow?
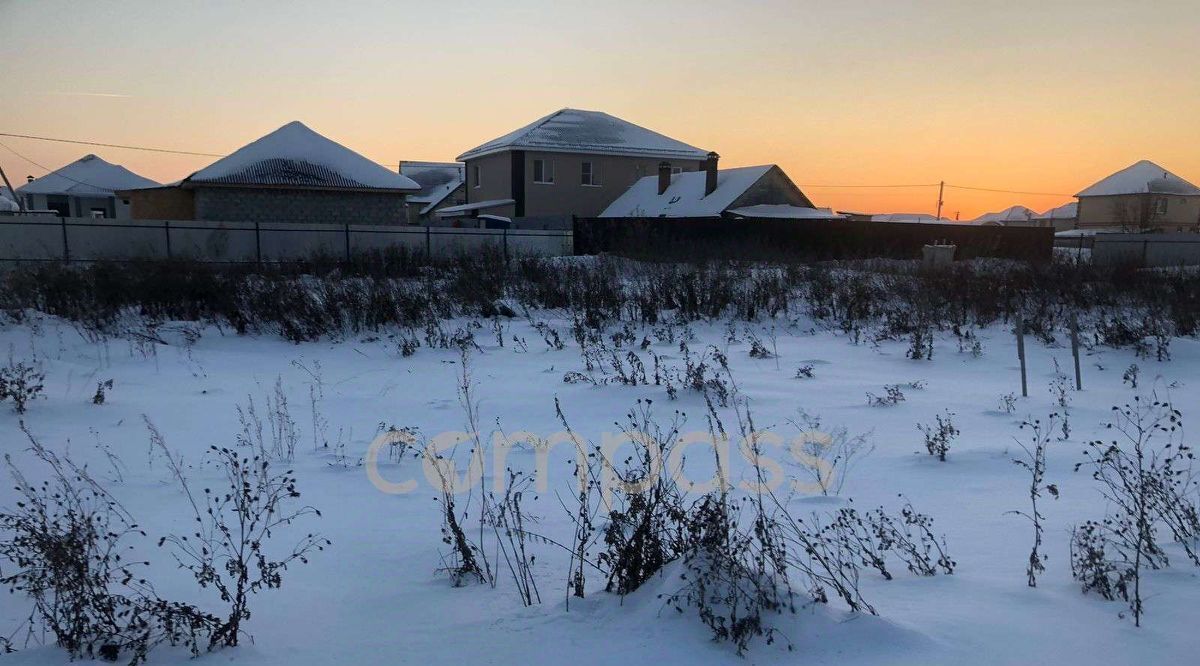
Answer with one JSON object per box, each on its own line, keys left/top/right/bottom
{"left": 600, "top": 165, "right": 795, "bottom": 218}
{"left": 1035, "top": 202, "right": 1078, "bottom": 220}
{"left": 970, "top": 205, "right": 1037, "bottom": 225}
{"left": 1076, "top": 160, "right": 1200, "bottom": 198}
{"left": 17, "top": 154, "right": 160, "bottom": 197}
{"left": 400, "top": 161, "right": 465, "bottom": 213}
{"left": 726, "top": 204, "right": 844, "bottom": 220}
{"left": 871, "top": 213, "right": 958, "bottom": 225}
{"left": 184, "top": 122, "right": 419, "bottom": 192}
{"left": 457, "top": 109, "right": 709, "bottom": 162}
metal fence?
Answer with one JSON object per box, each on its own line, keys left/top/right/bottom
{"left": 1091, "top": 232, "right": 1200, "bottom": 268}
{"left": 0, "top": 216, "right": 573, "bottom": 263}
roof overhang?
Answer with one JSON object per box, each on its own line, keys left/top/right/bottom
{"left": 457, "top": 145, "right": 709, "bottom": 163}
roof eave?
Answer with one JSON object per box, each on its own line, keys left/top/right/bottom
{"left": 457, "top": 145, "right": 708, "bottom": 163}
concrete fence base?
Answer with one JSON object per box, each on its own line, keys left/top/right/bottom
{"left": 0, "top": 217, "right": 573, "bottom": 263}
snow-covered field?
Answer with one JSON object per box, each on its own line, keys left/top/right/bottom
{"left": 2, "top": 309, "right": 1199, "bottom": 665}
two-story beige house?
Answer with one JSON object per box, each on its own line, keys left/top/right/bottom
{"left": 1076, "top": 160, "right": 1200, "bottom": 231}
{"left": 452, "top": 108, "right": 711, "bottom": 220}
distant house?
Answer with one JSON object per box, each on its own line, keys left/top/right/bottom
{"left": 599, "top": 162, "right": 822, "bottom": 219}
{"left": 16, "top": 154, "right": 159, "bottom": 219}
{"left": 455, "top": 108, "right": 710, "bottom": 219}
{"left": 123, "top": 121, "right": 419, "bottom": 224}
{"left": 870, "top": 213, "right": 957, "bottom": 224}
{"left": 969, "top": 206, "right": 1037, "bottom": 226}
{"left": 1075, "top": 160, "right": 1200, "bottom": 231}
{"left": 399, "top": 161, "right": 465, "bottom": 224}
{"left": 1032, "top": 202, "right": 1078, "bottom": 231}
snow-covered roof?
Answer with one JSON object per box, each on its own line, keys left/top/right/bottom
{"left": 186, "top": 121, "right": 418, "bottom": 191}
{"left": 17, "top": 154, "right": 160, "bottom": 197}
{"left": 435, "top": 199, "right": 515, "bottom": 217}
{"left": 969, "top": 205, "right": 1037, "bottom": 225}
{"left": 400, "top": 161, "right": 465, "bottom": 214}
{"left": 0, "top": 194, "right": 18, "bottom": 213}
{"left": 599, "top": 165, "right": 772, "bottom": 218}
{"left": 1036, "top": 202, "right": 1078, "bottom": 220}
{"left": 871, "top": 213, "right": 958, "bottom": 225}
{"left": 727, "top": 204, "right": 844, "bottom": 220}
{"left": 457, "top": 109, "right": 709, "bottom": 162}
{"left": 1076, "top": 160, "right": 1200, "bottom": 197}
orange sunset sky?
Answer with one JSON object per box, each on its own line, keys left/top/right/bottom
{"left": 2, "top": 0, "right": 1198, "bottom": 219}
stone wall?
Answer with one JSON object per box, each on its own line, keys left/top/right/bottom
{"left": 194, "top": 187, "right": 406, "bottom": 225}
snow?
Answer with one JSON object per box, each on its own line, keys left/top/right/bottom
{"left": 2, "top": 305, "right": 1199, "bottom": 665}
{"left": 457, "top": 109, "right": 709, "bottom": 162}
{"left": 1037, "top": 202, "right": 1078, "bottom": 220}
{"left": 16, "top": 154, "right": 160, "bottom": 196}
{"left": 435, "top": 199, "right": 515, "bottom": 216}
{"left": 0, "top": 195, "right": 18, "bottom": 212}
{"left": 871, "top": 213, "right": 959, "bottom": 225}
{"left": 187, "top": 121, "right": 419, "bottom": 191}
{"left": 1076, "top": 160, "right": 1200, "bottom": 197}
{"left": 969, "top": 205, "right": 1037, "bottom": 224}
{"left": 400, "top": 161, "right": 464, "bottom": 210}
{"left": 726, "top": 204, "right": 845, "bottom": 219}
{"left": 599, "top": 165, "right": 772, "bottom": 218}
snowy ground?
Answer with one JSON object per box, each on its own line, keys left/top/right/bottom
{"left": 1, "top": 310, "right": 1199, "bottom": 665}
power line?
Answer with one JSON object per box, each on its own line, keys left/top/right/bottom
{"left": 944, "top": 183, "right": 1073, "bottom": 198}
{"left": 0, "top": 130, "right": 403, "bottom": 170}
{"left": 0, "top": 140, "right": 112, "bottom": 192}
{"left": 0, "top": 132, "right": 225, "bottom": 157}
{"left": 798, "top": 183, "right": 939, "bottom": 189}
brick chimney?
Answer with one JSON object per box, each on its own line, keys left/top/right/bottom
{"left": 703, "top": 152, "right": 719, "bottom": 197}
{"left": 657, "top": 161, "right": 672, "bottom": 195}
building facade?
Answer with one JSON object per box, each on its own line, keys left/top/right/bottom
{"left": 456, "top": 109, "right": 709, "bottom": 219}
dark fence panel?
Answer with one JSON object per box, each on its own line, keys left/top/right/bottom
{"left": 574, "top": 217, "right": 1054, "bottom": 263}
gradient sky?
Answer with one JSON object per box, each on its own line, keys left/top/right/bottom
{"left": 2, "top": 0, "right": 1198, "bottom": 219}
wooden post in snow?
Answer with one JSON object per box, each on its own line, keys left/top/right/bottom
{"left": 1070, "top": 314, "right": 1082, "bottom": 391}
{"left": 1016, "top": 319, "right": 1028, "bottom": 398}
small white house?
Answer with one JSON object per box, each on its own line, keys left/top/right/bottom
{"left": 17, "top": 154, "right": 160, "bottom": 219}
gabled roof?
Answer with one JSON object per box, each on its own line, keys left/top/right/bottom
{"left": 400, "top": 161, "right": 465, "bottom": 213}
{"left": 185, "top": 121, "right": 418, "bottom": 191}
{"left": 727, "top": 204, "right": 844, "bottom": 220}
{"left": 17, "top": 154, "right": 160, "bottom": 196}
{"left": 871, "top": 213, "right": 957, "bottom": 224}
{"left": 1035, "top": 202, "right": 1078, "bottom": 220}
{"left": 457, "top": 109, "right": 709, "bottom": 162}
{"left": 970, "top": 205, "right": 1036, "bottom": 224}
{"left": 1076, "top": 160, "right": 1200, "bottom": 197}
{"left": 599, "top": 165, "right": 773, "bottom": 218}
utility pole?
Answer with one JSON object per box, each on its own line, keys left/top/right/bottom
{"left": 935, "top": 180, "right": 945, "bottom": 220}
{"left": 0, "top": 164, "right": 26, "bottom": 212}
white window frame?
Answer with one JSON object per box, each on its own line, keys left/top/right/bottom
{"left": 533, "top": 159, "right": 555, "bottom": 184}
{"left": 670, "top": 166, "right": 683, "bottom": 175}
{"left": 581, "top": 161, "right": 599, "bottom": 187}
{"left": 472, "top": 164, "right": 481, "bottom": 188}
{"left": 1153, "top": 197, "right": 1168, "bottom": 215}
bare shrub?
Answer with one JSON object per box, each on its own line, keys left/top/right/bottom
{"left": 918, "top": 410, "right": 959, "bottom": 461}
{"left": 159, "top": 445, "right": 328, "bottom": 647}
{"left": 1009, "top": 417, "right": 1059, "bottom": 587}
{"left": 1072, "top": 395, "right": 1200, "bottom": 625}
{"left": 787, "top": 410, "right": 874, "bottom": 496}
{"left": 0, "top": 353, "right": 45, "bottom": 414}
{"left": 1, "top": 429, "right": 219, "bottom": 663}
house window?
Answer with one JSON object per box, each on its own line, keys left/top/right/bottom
{"left": 533, "top": 159, "right": 555, "bottom": 184}
{"left": 90, "top": 208, "right": 106, "bottom": 219}
{"left": 581, "top": 161, "right": 598, "bottom": 186}
{"left": 1153, "top": 197, "right": 1168, "bottom": 215}
{"left": 671, "top": 166, "right": 683, "bottom": 175}
{"left": 472, "top": 165, "right": 481, "bottom": 188}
